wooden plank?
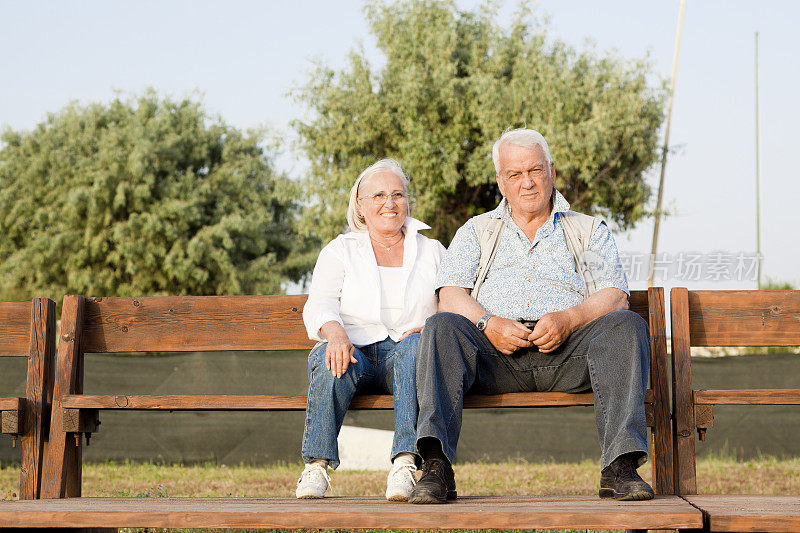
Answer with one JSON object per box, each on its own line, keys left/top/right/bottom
{"left": 685, "top": 495, "right": 800, "bottom": 532}
{"left": 670, "top": 287, "right": 697, "bottom": 495}
{"left": 1, "top": 407, "right": 22, "bottom": 434}
{"left": 0, "top": 397, "right": 22, "bottom": 411}
{"left": 687, "top": 290, "right": 800, "bottom": 346}
{"left": 81, "top": 295, "right": 315, "bottom": 353}
{"left": 60, "top": 391, "right": 655, "bottom": 411}
{"left": 0, "top": 301, "right": 31, "bottom": 357}
{"left": 695, "top": 389, "right": 800, "bottom": 405}
{"left": 647, "top": 286, "right": 674, "bottom": 495}
{"left": 41, "top": 295, "right": 85, "bottom": 499}
{"left": 79, "top": 293, "right": 648, "bottom": 354}
{"left": 629, "top": 290, "right": 650, "bottom": 322}
{"left": 0, "top": 495, "right": 703, "bottom": 529}
{"left": 19, "top": 298, "right": 56, "bottom": 500}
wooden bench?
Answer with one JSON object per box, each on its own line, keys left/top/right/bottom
{"left": 671, "top": 288, "right": 800, "bottom": 532}
{"left": 0, "top": 298, "right": 57, "bottom": 500}
{"left": 20, "top": 288, "right": 702, "bottom": 531}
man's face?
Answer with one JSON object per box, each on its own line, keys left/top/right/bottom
{"left": 496, "top": 143, "right": 555, "bottom": 220}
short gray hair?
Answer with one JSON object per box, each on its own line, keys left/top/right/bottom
{"left": 346, "top": 158, "right": 410, "bottom": 233}
{"left": 492, "top": 128, "right": 553, "bottom": 173}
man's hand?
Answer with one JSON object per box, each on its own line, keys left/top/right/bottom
{"left": 529, "top": 310, "right": 577, "bottom": 353}
{"left": 484, "top": 317, "right": 534, "bottom": 355}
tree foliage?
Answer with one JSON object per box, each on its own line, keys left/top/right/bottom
{"left": 293, "top": 0, "right": 665, "bottom": 244}
{"left": 0, "top": 92, "right": 309, "bottom": 302}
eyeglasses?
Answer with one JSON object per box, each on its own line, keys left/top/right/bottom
{"left": 358, "top": 192, "right": 408, "bottom": 205}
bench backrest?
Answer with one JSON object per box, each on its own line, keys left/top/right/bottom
{"left": 74, "top": 292, "right": 654, "bottom": 353}
{"left": 670, "top": 288, "right": 800, "bottom": 495}
{"left": 0, "top": 298, "right": 57, "bottom": 499}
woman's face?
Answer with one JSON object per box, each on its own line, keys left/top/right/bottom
{"left": 357, "top": 171, "right": 408, "bottom": 235}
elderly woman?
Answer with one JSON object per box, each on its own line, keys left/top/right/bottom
{"left": 297, "top": 159, "right": 445, "bottom": 501}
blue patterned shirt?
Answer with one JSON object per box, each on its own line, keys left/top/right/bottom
{"left": 435, "top": 190, "right": 628, "bottom": 320}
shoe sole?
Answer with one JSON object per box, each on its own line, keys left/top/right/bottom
{"left": 386, "top": 492, "right": 410, "bottom": 502}
{"left": 599, "top": 488, "right": 654, "bottom": 501}
{"left": 408, "top": 490, "right": 457, "bottom": 504}
{"left": 296, "top": 493, "right": 325, "bottom": 499}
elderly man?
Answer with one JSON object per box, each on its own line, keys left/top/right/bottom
{"left": 408, "top": 128, "right": 653, "bottom": 504}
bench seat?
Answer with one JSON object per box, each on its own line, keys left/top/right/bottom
{"left": 684, "top": 495, "right": 800, "bottom": 533}
{"left": 0, "top": 495, "right": 702, "bottom": 530}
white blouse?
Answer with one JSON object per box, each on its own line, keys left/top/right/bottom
{"left": 302, "top": 217, "right": 446, "bottom": 346}
{"left": 378, "top": 266, "right": 407, "bottom": 339}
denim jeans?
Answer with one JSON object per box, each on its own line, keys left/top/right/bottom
{"left": 301, "top": 334, "right": 420, "bottom": 469}
{"left": 415, "top": 310, "right": 650, "bottom": 470}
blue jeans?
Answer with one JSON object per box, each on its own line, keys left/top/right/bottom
{"left": 301, "top": 334, "right": 420, "bottom": 469}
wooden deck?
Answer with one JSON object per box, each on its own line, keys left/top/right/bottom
{"left": 0, "top": 495, "right": 702, "bottom": 530}
{"left": 684, "top": 495, "right": 800, "bottom": 533}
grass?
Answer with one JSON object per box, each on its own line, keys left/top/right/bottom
{"left": 2, "top": 456, "right": 799, "bottom": 532}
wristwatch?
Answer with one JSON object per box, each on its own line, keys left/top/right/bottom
{"left": 476, "top": 313, "right": 494, "bottom": 331}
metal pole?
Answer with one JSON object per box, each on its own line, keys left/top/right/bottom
{"left": 755, "top": 32, "right": 762, "bottom": 289}
{"left": 648, "top": 0, "right": 687, "bottom": 287}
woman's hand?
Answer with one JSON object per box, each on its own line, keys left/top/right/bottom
{"left": 319, "top": 321, "right": 357, "bottom": 378}
{"left": 399, "top": 326, "right": 423, "bottom": 341}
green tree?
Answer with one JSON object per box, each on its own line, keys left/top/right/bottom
{"left": 0, "top": 91, "right": 310, "bottom": 302}
{"left": 293, "top": 0, "right": 665, "bottom": 244}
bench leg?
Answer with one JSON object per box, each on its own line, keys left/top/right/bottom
{"left": 41, "top": 295, "right": 85, "bottom": 499}
{"left": 19, "top": 298, "right": 56, "bottom": 499}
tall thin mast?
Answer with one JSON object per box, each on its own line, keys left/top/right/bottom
{"left": 648, "top": 0, "right": 687, "bottom": 287}
{"left": 755, "top": 32, "right": 762, "bottom": 289}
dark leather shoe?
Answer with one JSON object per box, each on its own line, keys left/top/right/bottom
{"left": 407, "top": 457, "right": 457, "bottom": 504}
{"left": 599, "top": 454, "right": 655, "bottom": 501}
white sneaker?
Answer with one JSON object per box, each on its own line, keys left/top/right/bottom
{"left": 296, "top": 462, "right": 331, "bottom": 499}
{"left": 385, "top": 462, "right": 417, "bottom": 501}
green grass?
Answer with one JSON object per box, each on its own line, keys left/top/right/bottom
{"left": 3, "top": 457, "right": 798, "bottom": 532}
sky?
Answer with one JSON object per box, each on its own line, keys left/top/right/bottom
{"left": 2, "top": 0, "right": 799, "bottom": 295}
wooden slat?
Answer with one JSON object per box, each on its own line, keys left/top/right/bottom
{"left": 81, "top": 295, "right": 315, "bottom": 353}
{"left": 628, "top": 290, "right": 650, "bottom": 322}
{"left": 670, "top": 287, "right": 697, "bottom": 495}
{"left": 0, "top": 496, "right": 703, "bottom": 530}
{"left": 0, "top": 397, "right": 22, "bottom": 411}
{"left": 687, "top": 290, "right": 800, "bottom": 346}
{"left": 685, "top": 495, "right": 800, "bottom": 532}
{"left": 61, "top": 392, "right": 621, "bottom": 410}
{"left": 81, "top": 293, "right": 648, "bottom": 354}
{"left": 19, "top": 298, "right": 57, "bottom": 500}
{"left": 0, "top": 301, "right": 32, "bottom": 357}
{"left": 647, "top": 287, "right": 674, "bottom": 495}
{"left": 694, "top": 389, "right": 800, "bottom": 405}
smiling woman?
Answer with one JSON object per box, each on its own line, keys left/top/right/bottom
{"left": 297, "top": 158, "right": 446, "bottom": 501}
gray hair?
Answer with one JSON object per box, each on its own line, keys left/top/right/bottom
{"left": 492, "top": 128, "right": 553, "bottom": 173}
{"left": 346, "top": 158, "right": 410, "bottom": 233}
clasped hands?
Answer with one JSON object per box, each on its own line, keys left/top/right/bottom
{"left": 483, "top": 310, "right": 575, "bottom": 355}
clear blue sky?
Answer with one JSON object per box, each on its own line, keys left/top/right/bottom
{"left": 2, "top": 0, "right": 798, "bottom": 292}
